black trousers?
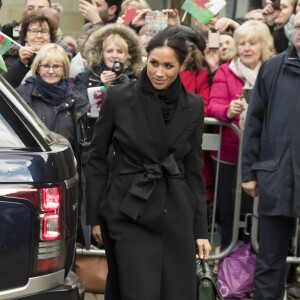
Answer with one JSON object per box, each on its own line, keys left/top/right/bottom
{"left": 212, "top": 160, "right": 236, "bottom": 249}
{"left": 253, "top": 215, "right": 295, "bottom": 300}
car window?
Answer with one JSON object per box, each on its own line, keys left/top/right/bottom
{"left": 0, "top": 77, "right": 55, "bottom": 147}
{"left": 0, "top": 115, "right": 24, "bottom": 148}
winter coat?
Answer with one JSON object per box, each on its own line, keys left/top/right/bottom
{"left": 16, "top": 77, "right": 91, "bottom": 247}
{"left": 86, "top": 80, "right": 208, "bottom": 300}
{"left": 242, "top": 46, "right": 300, "bottom": 216}
{"left": 16, "top": 77, "right": 90, "bottom": 150}
{"left": 207, "top": 62, "right": 244, "bottom": 163}
{"left": 180, "top": 68, "right": 214, "bottom": 201}
{"left": 75, "top": 64, "right": 137, "bottom": 101}
{"left": 180, "top": 68, "right": 211, "bottom": 116}
{"left": 2, "top": 58, "right": 30, "bottom": 88}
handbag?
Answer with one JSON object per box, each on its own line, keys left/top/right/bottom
{"left": 196, "top": 258, "right": 224, "bottom": 300}
{"left": 75, "top": 243, "right": 108, "bottom": 294}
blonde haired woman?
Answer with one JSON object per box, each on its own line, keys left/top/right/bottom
{"left": 207, "top": 20, "right": 275, "bottom": 250}
{"left": 16, "top": 43, "right": 90, "bottom": 253}
{"left": 17, "top": 43, "right": 89, "bottom": 147}
{"left": 75, "top": 23, "right": 144, "bottom": 99}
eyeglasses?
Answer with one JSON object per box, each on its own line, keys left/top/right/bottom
{"left": 27, "top": 29, "right": 50, "bottom": 36}
{"left": 39, "top": 64, "right": 64, "bottom": 71}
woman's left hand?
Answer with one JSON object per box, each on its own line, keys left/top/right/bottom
{"left": 196, "top": 239, "right": 212, "bottom": 259}
{"left": 227, "top": 98, "right": 246, "bottom": 119}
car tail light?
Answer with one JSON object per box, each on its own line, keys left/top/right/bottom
{"left": 41, "top": 213, "right": 60, "bottom": 240}
{"left": 4, "top": 187, "right": 65, "bottom": 274}
{"left": 41, "top": 187, "right": 60, "bottom": 210}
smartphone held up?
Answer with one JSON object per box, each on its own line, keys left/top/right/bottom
{"left": 208, "top": 28, "right": 220, "bottom": 49}
{"left": 145, "top": 10, "right": 168, "bottom": 37}
{"left": 271, "top": 0, "right": 281, "bottom": 10}
{"left": 124, "top": 7, "right": 137, "bottom": 26}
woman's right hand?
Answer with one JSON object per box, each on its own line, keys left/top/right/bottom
{"left": 19, "top": 46, "right": 35, "bottom": 66}
{"left": 92, "top": 225, "right": 103, "bottom": 245}
{"left": 100, "top": 70, "right": 117, "bottom": 86}
{"left": 131, "top": 9, "right": 150, "bottom": 28}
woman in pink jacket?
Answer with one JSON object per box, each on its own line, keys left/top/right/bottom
{"left": 207, "top": 20, "right": 274, "bottom": 249}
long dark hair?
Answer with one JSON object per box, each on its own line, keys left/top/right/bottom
{"left": 146, "top": 27, "right": 188, "bottom": 66}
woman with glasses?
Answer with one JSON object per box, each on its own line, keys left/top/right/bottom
{"left": 15, "top": 42, "right": 91, "bottom": 256}
{"left": 2, "top": 9, "right": 57, "bottom": 88}
{"left": 16, "top": 42, "right": 89, "bottom": 152}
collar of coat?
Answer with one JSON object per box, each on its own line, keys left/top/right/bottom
{"left": 130, "top": 82, "right": 202, "bottom": 161}
{"left": 284, "top": 46, "right": 300, "bottom": 74}
{"left": 23, "top": 76, "right": 90, "bottom": 121}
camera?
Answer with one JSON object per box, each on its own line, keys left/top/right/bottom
{"left": 112, "top": 61, "right": 124, "bottom": 76}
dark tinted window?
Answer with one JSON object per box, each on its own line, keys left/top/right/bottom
{"left": 0, "top": 115, "right": 25, "bottom": 148}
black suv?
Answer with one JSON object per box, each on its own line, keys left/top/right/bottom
{"left": 0, "top": 76, "right": 80, "bottom": 299}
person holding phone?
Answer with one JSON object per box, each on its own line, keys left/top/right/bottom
{"left": 207, "top": 20, "right": 275, "bottom": 250}
{"left": 117, "top": 0, "right": 150, "bottom": 27}
{"left": 262, "top": 0, "right": 297, "bottom": 53}
{"left": 86, "top": 26, "right": 211, "bottom": 300}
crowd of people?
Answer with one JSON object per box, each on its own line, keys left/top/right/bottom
{"left": 1, "top": 0, "right": 300, "bottom": 299}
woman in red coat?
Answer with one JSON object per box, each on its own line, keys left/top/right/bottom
{"left": 207, "top": 20, "right": 275, "bottom": 249}
{"left": 168, "top": 25, "right": 214, "bottom": 204}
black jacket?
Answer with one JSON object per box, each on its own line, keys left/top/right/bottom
{"left": 242, "top": 46, "right": 300, "bottom": 216}
{"left": 16, "top": 77, "right": 90, "bottom": 150}
{"left": 86, "top": 80, "right": 207, "bottom": 300}
{"left": 75, "top": 65, "right": 137, "bottom": 100}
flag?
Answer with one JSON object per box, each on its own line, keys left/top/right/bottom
{"left": 0, "top": 32, "right": 12, "bottom": 56}
{"left": 182, "top": 0, "right": 226, "bottom": 25}
{"left": 0, "top": 55, "right": 7, "bottom": 72}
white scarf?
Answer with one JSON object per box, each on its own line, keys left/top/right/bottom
{"left": 229, "top": 58, "right": 261, "bottom": 88}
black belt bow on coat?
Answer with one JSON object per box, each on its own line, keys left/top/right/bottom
{"left": 114, "top": 153, "right": 183, "bottom": 220}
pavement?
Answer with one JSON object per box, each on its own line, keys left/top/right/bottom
{"left": 83, "top": 293, "right": 253, "bottom": 300}
{"left": 84, "top": 293, "right": 104, "bottom": 300}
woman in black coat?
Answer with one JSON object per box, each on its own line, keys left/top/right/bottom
{"left": 16, "top": 43, "right": 91, "bottom": 253}
{"left": 86, "top": 27, "right": 211, "bottom": 300}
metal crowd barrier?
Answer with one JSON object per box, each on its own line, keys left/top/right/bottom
{"left": 203, "top": 117, "right": 244, "bottom": 261}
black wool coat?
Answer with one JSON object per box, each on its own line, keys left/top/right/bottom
{"left": 86, "top": 80, "right": 208, "bottom": 300}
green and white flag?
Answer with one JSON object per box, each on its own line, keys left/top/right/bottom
{"left": 0, "top": 32, "right": 12, "bottom": 56}
{"left": 182, "top": 0, "right": 226, "bottom": 25}
{"left": 0, "top": 55, "right": 7, "bottom": 72}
